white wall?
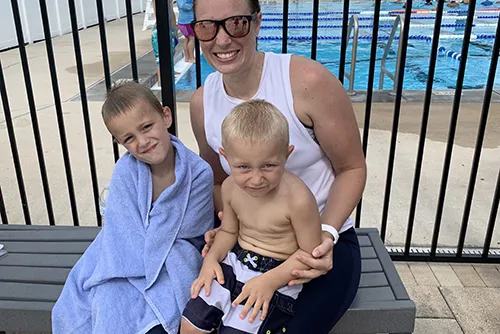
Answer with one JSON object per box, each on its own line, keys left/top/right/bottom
{"left": 0, "top": 0, "right": 145, "bottom": 51}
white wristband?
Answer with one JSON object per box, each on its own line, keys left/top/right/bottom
{"left": 321, "top": 224, "right": 339, "bottom": 245}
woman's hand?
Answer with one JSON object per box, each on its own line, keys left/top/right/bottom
{"left": 201, "top": 212, "right": 223, "bottom": 258}
{"left": 288, "top": 232, "right": 335, "bottom": 286}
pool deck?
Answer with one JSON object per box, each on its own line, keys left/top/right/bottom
{"left": 1, "top": 13, "right": 500, "bottom": 334}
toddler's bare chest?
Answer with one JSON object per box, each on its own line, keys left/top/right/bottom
{"left": 232, "top": 199, "right": 291, "bottom": 233}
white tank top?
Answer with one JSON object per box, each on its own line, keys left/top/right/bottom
{"left": 203, "top": 52, "right": 353, "bottom": 233}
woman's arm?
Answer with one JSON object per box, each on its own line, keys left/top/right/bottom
{"left": 286, "top": 56, "right": 366, "bottom": 284}
{"left": 291, "top": 55, "right": 366, "bottom": 234}
{"left": 190, "top": 87, "right": 229, "bottom": 213}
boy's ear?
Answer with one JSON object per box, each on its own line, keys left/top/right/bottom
{"left": 219, "top": 147, "right": 228, "bottom": 160}
{"left": 163, "top": 106, "right": 172, "bottom": 128}
{"left": 286, "top": 145, "right": 295, "bottom": 159}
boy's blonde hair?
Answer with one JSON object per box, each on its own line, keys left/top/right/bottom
{"left": 101, "top": 81, "right": 163, "bottom": 123}
{"left": 221, "top": 100, "right": 289, "bottom": 150}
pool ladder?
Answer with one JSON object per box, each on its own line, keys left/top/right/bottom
{"left": 379, "top": 15, "right": 405, "bottom": 92}
{"left": 344, "top": 15, "right": 359, "bottom": 95}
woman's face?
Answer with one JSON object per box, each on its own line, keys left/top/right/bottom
{"left": 194, "top": 0, "right": 262, "bottom": 75}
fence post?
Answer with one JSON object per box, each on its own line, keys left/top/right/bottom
{"left": 154, "top": 0, "right": 177, "bottom": 136}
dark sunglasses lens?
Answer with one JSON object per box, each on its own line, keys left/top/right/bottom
{"left": 193, "top": 21, "right": 217, "bottom": 41}
{"left": 225, "top": 16, "right": 251, "bottom": 38}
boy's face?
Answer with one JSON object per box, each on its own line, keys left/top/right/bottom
{"left": 220, "top": 139, "right": 293, "bottom": 198}
{"left": 106, "top": 103, "right": 173, "bottom": 166}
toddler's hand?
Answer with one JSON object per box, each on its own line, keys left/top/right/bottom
{"left": 190, "top": 257, "right": 224, "bottom": 298}
{"left": 232, "top": 275, "right": 277, "bottom": 323}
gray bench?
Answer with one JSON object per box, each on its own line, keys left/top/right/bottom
{"left": 0, "top": 225, "right": 415, "bottom": 333}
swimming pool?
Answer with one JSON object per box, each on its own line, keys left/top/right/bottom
{"left": 176, "top": 1, "right": 500, "bottom": 91}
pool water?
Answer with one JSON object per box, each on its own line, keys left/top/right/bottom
{"left": 176, "top": 1, "right": 500, "bottom": 91}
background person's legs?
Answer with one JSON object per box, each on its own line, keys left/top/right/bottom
{"left": 186, "top": 36, "right": 196, "bottom": 63}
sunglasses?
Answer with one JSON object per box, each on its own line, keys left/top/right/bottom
{"left": 190, "top": 13, "right": 258, "bottom": 42}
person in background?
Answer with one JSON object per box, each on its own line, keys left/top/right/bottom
{"left": 177, "top": 0, "right": 196, "bottom": 63}
{"left": 152, "top": 0, "right": 179, "bottom": 87}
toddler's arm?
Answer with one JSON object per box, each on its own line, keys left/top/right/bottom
{"left": 204, "top": 178, "right": 239, "bottom": 263}
{"left": 190, "top": 179, "right": 239, "bottom": 298}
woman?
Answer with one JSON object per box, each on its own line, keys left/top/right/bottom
{"left": 189, "top": 0, "right": 366, "bottom": 332}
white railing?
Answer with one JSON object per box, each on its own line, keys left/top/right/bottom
{"left": 0, "top": 0, "right": 145, "bottom": 51}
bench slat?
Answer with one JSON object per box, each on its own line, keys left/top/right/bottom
{"left": 360, "top": 246, "right": 377, "bottom": 259}
{"left": 351, "top": 286, "right": 395, "bottom": 304}
{"left": 0, "top": 253, "right": 82, "bottom": 268}
{"left": 0, "top": 301, "right": 53, "bottom": 332}
{"left": 0, "top": 229, "right": 99, "bottom": 241}
{"left": 0, "top": 225, "right": 99, "bottom": 231}
{"left": 1, "top": 241, "right": 93, "bottom": 254}
{"left": 331, "top": 300, "right": 415, "bottom": 333}
{"left": 368, "top": 230, "right": 411, "bottom": 301}
{"left": 361, "top": 259, "right": 382, "bottom": 273}
{"left": 357, "top": 235, "right": 371, "bottom": 247}
{"left": 0, "top": 266, "right": 71, "bottom": 284}
{"left": 0, "top": 282, "right": 62, "bottom": 302}
{"left": 360, "top": 272, "right": 387, "bottom": 288}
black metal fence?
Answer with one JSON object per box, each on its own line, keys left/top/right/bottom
{"left": 0, "top": 0, "right": 499, "bottom": 263}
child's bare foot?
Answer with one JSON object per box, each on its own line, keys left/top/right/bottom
{"left": 188, "top": 58, "right": 196, "bottom": 63}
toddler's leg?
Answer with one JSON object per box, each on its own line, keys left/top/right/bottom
{"left": 180, "top": 318, "right": 210, "bottom": 334}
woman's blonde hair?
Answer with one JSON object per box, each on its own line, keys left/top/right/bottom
{"left": 221, "top": 99, "right": 289, "bottom": 150}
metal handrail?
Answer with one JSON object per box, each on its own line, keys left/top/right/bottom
{"left": 379, "top": 15, "right": 405, "bottom": 92}
{"left": 344, "top": 15, "right": 360, "bottom": 95}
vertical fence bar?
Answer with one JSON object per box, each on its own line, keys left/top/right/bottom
{"left": 155, "top": 0, "right": 177, "bottom": 135}
{"left": 96, "top": 0, "right": 112, "bottom": 91}
{"left": 11, "top": 0, "right": 55, "bottom": 225}
{"left": 405, "top": 0, "right": 445, "bottom": 255}
{"left": 95, "top": 0, "right": 120, "bottom": 162}
{"left": 39, "top": 0, "right": 80, "bottom": 226}
{"left": 310, "top": 0, "right": 319, "bottom": 60}
{"left": 195, "top": 37, "right": 202, "bottom": 88}
{"left": 281, "top": 0, "right": 289, "bottom": 53}
{"left": 125, "top": 0, "right": 139, "bottom": 81}
{"left": 482, "top": 169, "right": 500, "bottom": 258}
{"left": 457, "top": 12, "right": 500, "bottom": 257}
{"left": 431, "top": 0, "right": 476, "bottom": 257}
{"left": 338, "top": 0, "right": 350, "bottom": 83}
{"left": 68, "top": 0, "right": 102, "bottom": 226}
{"left": 380, "top": 0, "right": 412, "bottom": 242}
{"left": 0, "top": 61, "right": 31, "bottom": 225}
{"left": 355, "top": 0, "right": 381, "bottom": 228}
{"left": 0, "top": 186, "right": 8, "bottom": 224}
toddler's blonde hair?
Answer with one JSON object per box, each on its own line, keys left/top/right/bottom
{"left": 221, "top": 99, "right": 289, "bottom": 150}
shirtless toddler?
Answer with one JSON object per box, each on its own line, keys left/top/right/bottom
{"left": 181, "top": 100, "right": 322, "bottom": 334}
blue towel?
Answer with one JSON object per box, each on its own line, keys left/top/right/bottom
{"left": 52, "top": 136, "right": 214, "bottom": 334}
